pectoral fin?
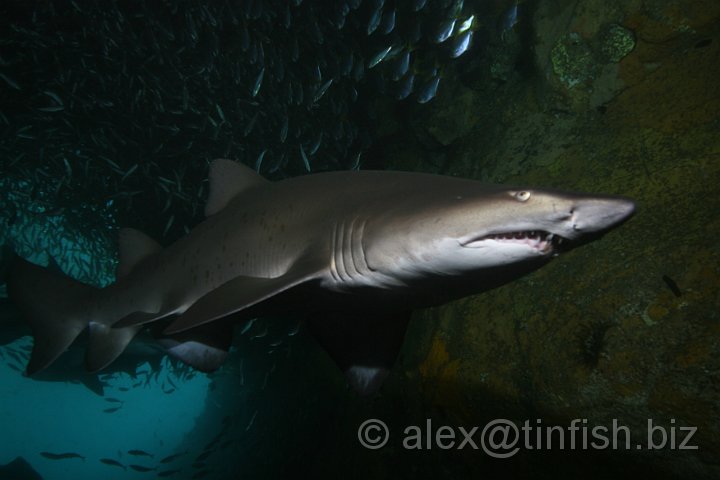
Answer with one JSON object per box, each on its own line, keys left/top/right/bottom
{"left": 163, "top": 255, "right": 326, "bottom": 334}
{"left": 156, "top": 321, "right": 234, "bottom": 372}
{"left": 307, "top": 310, "right": 412, "bottom": 396}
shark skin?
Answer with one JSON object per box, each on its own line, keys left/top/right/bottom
{"left": 7, "top": 160, "right": 635, "bottom": 395}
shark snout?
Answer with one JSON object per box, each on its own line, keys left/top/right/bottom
{"left": 569, "top": 196, "right": 636, "bottom": 235}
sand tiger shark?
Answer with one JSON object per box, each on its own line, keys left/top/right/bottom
{"left": 8, "top": 159, "right": 635, "bottom": 394}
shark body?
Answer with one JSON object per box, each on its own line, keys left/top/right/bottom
{"left": 8, "top": 160, "right": 635, "bottom": 394}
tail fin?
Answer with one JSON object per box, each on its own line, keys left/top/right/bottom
{"left": 7, "top": 256, "right": 95, "bottom": 374}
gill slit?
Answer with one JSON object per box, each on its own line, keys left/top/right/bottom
{"left": 336, "top": 221, "right": 348, "bottom": 282}
{"left": 349, "top": 217, "right": 365, "bottom": 279}
{"left": 329, "top": 222, "right": 340, "bottom": 283}
{"left": 356, "top": 218, "right": 373, "bottom": 274}
{"left": 344, "top": 219, "right": 354, "bottom": 278}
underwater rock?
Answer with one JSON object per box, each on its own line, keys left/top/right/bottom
{"left": 550, "top": 32, "right": 597, "bottom": 89}
{"left": 534, "top": 0, "right": 643, "bottom": 111}
{"left": 364, "top": 1, "right": 720, "bottom": 478}
{"left": 549, "top": 23, "right": 634, "bottom": 88}
{"left": 607, "top": 10, "right": 720, "bottom": 133}
{"left": 547, "top": 23, "right": 636, "bottom": 107}
{"left": 414, "top": 71, "right": 481, "bottom": 147}
{"left": 598, "top": 23, "right": 636, "bottom": 63}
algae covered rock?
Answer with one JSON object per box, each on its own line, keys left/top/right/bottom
{"left": 599, "top": 23, "right": 636, "bottom": 62}
{"left": 550, "top": 32, "right": 596, "bottom": 88}
{"left": 549, "top": 23, "right": 635, "bottom": 95}
{"left": 414, "top": 72, "right": 481, "bottom": 147}
{"left": 368, "top": 0, "right": 720, "bottom": 478}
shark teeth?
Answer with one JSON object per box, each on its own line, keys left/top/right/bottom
{"left": 468, "top": 230, "right": 566, "bottom": 252}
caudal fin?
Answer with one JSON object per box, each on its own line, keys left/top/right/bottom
{"left": 7, "top": 256, "right": 95, "bottom": 374}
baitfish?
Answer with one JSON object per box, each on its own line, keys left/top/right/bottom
{"left": 160, "top": 451, "right": 188, "bottom": 464}
{"left": 40, "top": 452, "right": 85, "bottom": 461}
{"left": 99, "top": 458, "right": 126, "bottom": 470}
{"left": 129, "top": 464, "right": 157, "bottom": 472}
{"left": 127, "top": 450, "right": 153, "bottom": 458}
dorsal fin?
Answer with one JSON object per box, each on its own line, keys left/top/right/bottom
{"left": 205, "top": 159, "right": 268, "bottom": 216}
{"left": 116, "top": 228, "right": 162, "bottom": 279}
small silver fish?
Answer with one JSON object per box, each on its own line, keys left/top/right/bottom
{"left": 341, "top": 52, "right": 354, "bottom": 76}
{"left": 100, "top": 458, "right": 126, "bottom": 470}
{"left": 0, "top": 73, "right": 20, "bottom": 90}
{"left": 367, "top": 6, "right": 382, "bottom": 35}
{"left": 43, "top": 90, "right": 63, "bottom": 105}
{"left": 245, "top": 410, "right": 258, "bottom": 431}
{"left": 121, "top": 164, "right": 139, "bottom": 182}
{"left": 243, "top": 111, "right": 259, "bottom": 137}
{"left": 379, "top": 8, "right": 395, "bottom": 35}
{"left": 350, "top": 151, "right": 363, "bottom": 171}
{"left": 127, "top": 450, "right": 153, "bottom": 458}
{"left": 397, "top": 73, "right": 415, "bottom": 100}
{"left": 251, "top": 325, "right": 268, "bottom": 339}
{"left": 503, "top": 1, "right": 519, "bottom": 32}
{"left": 416, "top": 75, "right": 440, "bottom": 104}
{"left": 391, "top": 50, "right": 410, "bottom": 81}
{"left": 313, "top": 78, "right": 333, "bottom": 103}
{"left": 37, "top": 105, "right": 64, "bottom": 112}
{"left": 287, "top": 322, "right": 301, "bottom": 336}
{"left": 41, "top": 452, "right": 85, "bottom": 461}
{"left": 299, "top": 144, "right": 311, "bottom": 172}
{"left": 163, "top": 214, "right": 175, "bottom": 237}
{"left": 450, "top": 29, "right": 472, "bottom": 58}
{"left": 368, "top": 45, "right": 392, "bottom": 68}
{"left": 458, "top": 14, "right": 475, "bottom": 33}
{"left": 240, "top": 318, "right": 256, "bottom": 334}
{"left": 309, "top": 131, "right": 322, "bottom": 155}
{"left": 254, "top": 149, "right": 267, "bottom": 173}
{"left": 251, "top": 67, "right": 264, "bottom": 97}
{"left": 280, "top": 116, "right": 289, "bottom": 142}
{"left": 435, "top": 18, "right": 456, "bottom": 43}
{"left": 129, "top": 464, "right": 157, "bottom": 472}
{"left": 160, "top": 451, "right": 188, "bottom": 464}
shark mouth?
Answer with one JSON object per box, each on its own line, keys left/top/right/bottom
{"left": 462, "top": 230, "right": 566, "bottom": 253}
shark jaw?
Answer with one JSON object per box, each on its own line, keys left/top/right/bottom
{"left": 462, "top": 230, "right": 565, "bottom": 255}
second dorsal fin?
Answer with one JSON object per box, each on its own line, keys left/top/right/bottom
{"left": 205, "top": 159, "right": 268, "bottom": 216}
{"left": 116, "top": 228, "right": 162, "bottom": 279}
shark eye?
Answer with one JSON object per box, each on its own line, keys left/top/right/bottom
{"left": 515, "top": 191, "right": 531, "bottom": 202}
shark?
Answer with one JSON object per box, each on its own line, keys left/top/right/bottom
{"left": 8, "top": 159, "right": 635, "bottom": 395}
